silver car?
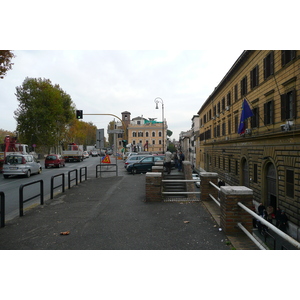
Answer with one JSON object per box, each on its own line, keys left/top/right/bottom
{"left": 2, "top": 154, "right": 42, "bottom": 179}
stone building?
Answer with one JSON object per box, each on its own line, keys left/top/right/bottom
{"left": 197, "top": 50, "right": 300, "bottom": 240}
{"left": 114, "top": 111, "right": 167, "bottom": 154}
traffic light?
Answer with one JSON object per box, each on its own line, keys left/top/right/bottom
{"left": 122, "top": 140, "right": 127, "bottom": 147}
{"left": 76, "top": 110, "right": 83, "bottom": 119}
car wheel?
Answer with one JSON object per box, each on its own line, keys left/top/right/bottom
{"left": 132, "top": 168, "right": 137, "bottom": 175}
{"left": 57, "top": 164, "right": 60, "bottom": 168}
{"left": 38, "top": 168, "right": 42, "bottom": 174}
{"left": 26, "top": 170, "right": 31, "bottom": 178}
{"left": 3, "top": 175, "right": 9, "bottom": 179}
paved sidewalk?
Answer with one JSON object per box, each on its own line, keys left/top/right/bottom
{"left": 0, "top": 170, "right": 242, "bottom": 250}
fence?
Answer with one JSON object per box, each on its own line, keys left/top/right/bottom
{"left": 202, "top": 172, "right": 300, "bottom": 250}
{"left": 19, "top": 180, "right": 44, "bottom": 217}
{"left": 0, "top": 191, "right": 4, "bottom": 228}
{"left": 96, "top": 163, "right": 118, "bottom": 178}
{"left": 50, "top": 173, "right": 65, "bottom": 199}
{"left": 68, "top": 169, "right": 78, "bottom": 189}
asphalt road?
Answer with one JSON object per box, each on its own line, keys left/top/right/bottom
{"left": 0, "top": 155, "right": 109, "bottom": 220}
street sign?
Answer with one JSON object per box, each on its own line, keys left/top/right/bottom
{"left": 107, "top": 129, "right": 124, "bottom": 134}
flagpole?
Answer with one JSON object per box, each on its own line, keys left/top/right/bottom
{"left": 244, "top": 97, "right": 271, "bottom": 132}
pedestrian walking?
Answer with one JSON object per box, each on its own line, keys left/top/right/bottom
{"left": 164, "top": 148, "right": 173, "bottom": 174}
{"left": 178, "top": 151, "right": 185, "bottom": 172}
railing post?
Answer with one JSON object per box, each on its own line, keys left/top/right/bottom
{"left": 220, "top": 186, "right": 253, "bottom": 235}
{"left": 0, "top": 191, "right": 5, "bottom": 228}
{"left": 199, "top": 172, "right": 218, "bottom": 201}
{"left": 145, "top": 172, "right": 162, "bottom": 202}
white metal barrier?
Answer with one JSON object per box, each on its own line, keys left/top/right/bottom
{"left": 208, "top": 180, "right": 300, "bottom": 250}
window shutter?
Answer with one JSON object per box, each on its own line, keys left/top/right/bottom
{"left": 281, "top": 94, "right": 286, "bottom": 121}
{"left": 292, "top": 89, "right": 297, "bottom": 118}
{"left": 270, "top": 51, "right": 274, "bottom": 75}
{"left": 264, "top": 103, "right": 267, "bottom": 125}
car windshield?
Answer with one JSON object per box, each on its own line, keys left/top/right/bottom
{"left": 46, "top": 155, "right": 57, "bottom": 160}
{"left": 6, "top": 156, "right": 23, "bottom": 164}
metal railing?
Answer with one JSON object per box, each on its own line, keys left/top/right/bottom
{"left": 19, "top": 180, "right": 44, "bottom": 217}
{"left": 162, "top": 179, "right": 201, "bottom": 198}
{"left": 0, "top": 191, "right": 5, "bottom": 228}
{"left": 68, "top": 169, "right": 78, "bottom": 189}
{"left": 96, "top": 163, "right": 118, "bottom": 178}
{"left": 80, "top": 166, "right": 87, "bottom": 182}
{"left": 238, "top": 202, "right": 300, "bottom": 250}
{"left": 50, "top": 173, "right": 65, "bottom": 199}
{"left": 208, "top": 180, "right": 300, "bottom": 250}
{"left": 208, "top": 181, "right": 221, "bottom": 206}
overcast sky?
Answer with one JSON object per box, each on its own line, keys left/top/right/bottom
{"left": 1, "top": 50, "right": 243, "bottom": 140}
{"left": 1, "top": 1, "right": 296, "bottom": 142}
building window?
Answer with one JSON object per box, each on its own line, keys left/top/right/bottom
{"left": 213, "top": 105, "right": 216, "bottom": 116}
{"left": 263, "top": 51, "right": 274, "bottom": 79}
{"left": 223, "top": 157, "right": 225, "bottom": 170}
{"left": 234, "top": 84, "right": 238, "bottom": 102}
{"left": 152, "top": 140, "right": 155, "bottom": 145}
{"left": 222, "top": 122, "right": 226, "bottom": 136}
{"left": 228, "top": 119, "right": 231, "bottom": 135}
{"left": 250, "top": 65, "right": 259, "bottom": 89}
{"left": 227, "top": 92, "right": 231, "bottom": 106}
{"left": 253, "top": 164, "right": 258, "bottom": 183}
{"left": 234, "top": 115, "right": 239, "bottom": 133}
{"left": 152, "top": 132, "right": 155, "bottom": 137}
{"left": 228, "top": 158, "right": 231, "bottom": 173}
{"left": 132, "top": 132, "right": 137, "bottom": 137}
{"left": 282, "top": 51, "right": 296, "bottom": 66}
{"left": 281, "top": 89, "right": 296, "bottom": 120}
{"left": 217, "top": 102, "right": 220, "bottom": 114}
{"left": 159, "top": 140, "right": 162, "bottom": 145}
{"left": 235, "top": 160, "right": 238, "bottom": 175}
{"left": 286, "top": 169, "right": 294, "bottom": 198}
{"left": 216, "top": 124, "right": 220, "bottom": 137}
{"left": 209, "top": 109, "right": 212, "bottom": 120}
{"left": 240, "top": 76, "right": 247, "bottom": 97}
{"left": 264, "top": 100, "right": 274, "bottom": 125}
{"left": 251, "top": 107, "right": 259, "bottom": 128}
{"left": 138, "top": 131, "right": 143, "bottom": 137}
{"left": 221, "top": 97, "right": 225, "bottom": 111}
{"left": 159, "top": 131, "right": 162, "bottom": 137}
{"left": 146, "top": 132, "right": 149, "bottom": 137}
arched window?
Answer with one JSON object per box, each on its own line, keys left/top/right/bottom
{"left": 132, "top": 132, "right": 137, "bottom": 137}
{"left": 152, "top": 131, "right": 155, "bottom": 137}
{"left": 159, "top": 131, "right": 162, "bottom": 137}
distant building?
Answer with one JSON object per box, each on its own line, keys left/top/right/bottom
{"left": 113, "top": 111, "right": 167, "bottom": 154}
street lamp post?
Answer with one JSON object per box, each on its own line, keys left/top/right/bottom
{"left": 154, "top": 97, "right": 165, "bottom": 154}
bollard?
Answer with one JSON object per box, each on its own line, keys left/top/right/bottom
{"left": 145, "top": 172, "right": 162, "bottom": 202}
{"left": 199, "top": 172, "right": 219, "bottom": 201}
{"left": 220, "top": 186, "right": 253, "bottom": 235}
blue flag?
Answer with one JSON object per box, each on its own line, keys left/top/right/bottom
{"left": 238, "top": 99, "right": 254, "bottom": 135}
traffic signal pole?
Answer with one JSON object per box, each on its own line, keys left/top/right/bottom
{"left": 83, "top": 113, "right": 127, "bottom": 142}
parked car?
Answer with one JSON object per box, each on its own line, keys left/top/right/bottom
{"left": 45, "top": 154, "right": 65, "bottom": 168}
{"left": 127, "top": 155, "right": 165, "bottom": 174}
{"left": 123, "top": 152, "right": 138, "bottom": 160}
{"left": 192, "top": 173, "right": 200, "bottom": 188}
{"left": 83, "top": 151, "right": 89, "bottom": 159}
{"left": 2, "top": 154, "right": 42, "bottom": 178}
{"left": 124, "top": 154, "right": 151, "bottom": 168}
{"left": 91, "top": 150, "right": 98, "bottom": 157}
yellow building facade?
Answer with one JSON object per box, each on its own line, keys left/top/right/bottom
{"left": 197, "top": 50, "right": 300, "bottom": 239}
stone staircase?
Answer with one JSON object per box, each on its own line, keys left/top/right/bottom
{"left": 162, "top": 172, "right": 187, "bottom": 201}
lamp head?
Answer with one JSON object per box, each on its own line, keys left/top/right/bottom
{"left": 155, "top": 103, "right": 159, "bottom": 109}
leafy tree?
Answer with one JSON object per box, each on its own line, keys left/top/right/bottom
{"left": 65, "top": 119, "right": 97, "bottom": 147}
{"left": 0, "top": 50, "right": 15, "bottom": 79}
{"left": 14, "top": 77, "right": 75, "bottom": 151}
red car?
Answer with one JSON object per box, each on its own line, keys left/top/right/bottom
{"left": 45, "top": 154, "right": 65, "bottom": 168}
